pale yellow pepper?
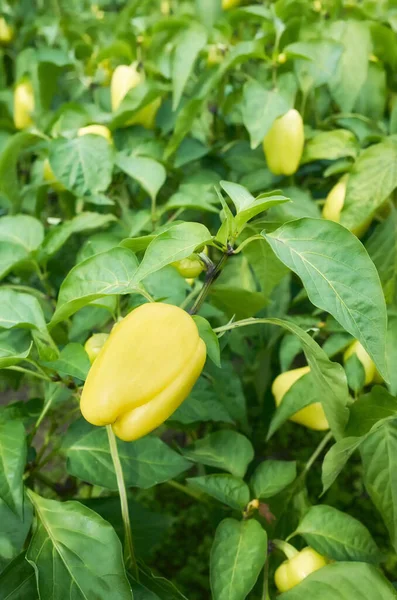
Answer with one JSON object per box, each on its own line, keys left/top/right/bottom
{"left": 263, "top": 109, "right": 304, "bottom": 176}
{"left": 78, "top": 124, "right": 112, "bottom": 141}
{"left": 14, "top": 80, "right": 35, "bottom": 130}
{"left": 343, "top": 340, "right": 376, "bottom": 386}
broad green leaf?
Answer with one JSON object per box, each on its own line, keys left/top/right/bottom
{"left": 63, "top": 419, "right": 190, "bottom": 489}
{"left": 278, "top": 562, "right": 397, "bottom": 599}
{"left": 26, "top": 491, "right": 132, "bottom": 600}
{"left": 42, "top": 343, "right": 91, "bottom": 381}
{"left": 0, "top": 420, "right": 26, "bottom": 517}
{"left": 210, "top": 286, "right": 267, "bottom": 320}
{"left": 267, "top": 187, "right": 321, "bottom": 221}
{"left": 322, "top": 436, "right": 363, "bottom": 494}
{"left": 386, "top": 314, "right": 397, "bottom": 396}
{"left": 302, "top": 129, "right": 358, "bottom": 164}
{"left": 346, "top": 386, "right": 397, "bottom": 437}
{"left": 77, "top": 233, "right": 121, "bottom": 264}
{"left": 242, "top": 81, "right": 290, "bottom": 149}
{"left": 49, "top": 135, "right": 114, "bottom": 196}
{"left": 0, "top": 289, "right": 47, "bottom": 332}
{"left": 0, "top": 215, "right": 44, "bottom": 252}
{"left": 366, "top": 210, "right": 397, "bottom": 304}
{"left": 285, "top": 40, "right": 343, "bottom": 92}
{"left": 172, "top": 23, "right": 207, "bottom": 109}
{"left": 361, "top": 420, "right": 397, "bottom": 552}
{"left": 129, "top": 564, "right": 189, "bottom": 600}
{"left": 0, "top": 132, "right": 43, "bottom": 211}
{"left": 0, "top": 553, "right": 37, "bottom": 600}
{"left": 329, "top": 20, "right": 371, "bottom": 113}
{"left": 135, "top": 222, "right": 211, "bottom": 282}
{"left": 293, "top": 505, "right": 381, "bottom": 563}
{"left": 210, "top": 518, "right": 267, "bottom": 600}
{"left": 208, "top": 361, "right": 248, "bottom": 428}
{"left": 0, "top": 329, "right": 32, "bottom": 368}
{"left": 50, "top": 247, "right": 139, "bottom": 325}
{"left": 251, "top": 460, "right": 297, "bottom": 498}
{"left": 195, "top": 0, "right": 222, "bottom": 28}
{"left": 0, "top": 497, "right": 33, "bottom": 573}
{"left": 192, "top": 315, "right": 221, "bottom": 367}
{"left": 39, "top": 212, "right": 117, "bottom": 261}
{"left": 182, "top": 431, "right": 254, "bottom": 478}
{"left": 342, "top": 139, "right": 397, "bottom": 232}
{"left": 0, "top": 242, "right": 31, "bottom": 281}
{"left": 116, "top": 153, "right": 166, "bottom": 202}
{"left": 120, "top": 221, "right": 183, "bottom": 253}
{"left": 171, "top": 378, "right": 235, "bottom": 425}
{"left": 165, "top": 181, "right": 219, "bottom": 214}
{"left": 186, "top": 474, "right": 250, "bottom": 510}
{"left": 264, "top": 218, "right": 388, "bottom": 380}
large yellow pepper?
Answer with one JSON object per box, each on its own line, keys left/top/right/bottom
{"left": 110, "top": 63, "right": 161, "bottom": 128}
{"left": 263, "top": 109, "right": 304, "bottom": 176}
{"left": 272, "top": 366, "right": 329, "bottom": 431}
{"left": 0, "top": 17, "right": 14, "bottom": 44}
{"left": 322, "top": 176, "right": 371, "bottom": 237}
{"left": 343, "top": 340, "right": 376, "bottom": 386}
{"left": 80, "top": 303, "right": 206, "bottom": 441}
{"left": 275, "top": 546, "right": 327, "bottom": 592}
{"left": 14, "top": 80, "right": 35, "bottom": 130}
{"left": 78, "top": 124, "right": 112, "bottom": 141}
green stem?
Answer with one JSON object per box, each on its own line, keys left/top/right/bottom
{"left": 106, "top": 425, "right": 138, "bottom": 580}
{"left": 179, "top": 281, "right": 202, "bottom": 310}
{"left": 261, "top": 557, "right": 270, "bottom": 600}
{"left": 189, "top": 253, "right": 229, "bottom": 315}
{"left": 301, "top": 430, "right": 333, "bottom": 478}
{"left": 5, "top": 365, "right": 51, "bottom": 382}
{"left": 166, "top": 480, "right": 208, "bottom": 502}
{"left": 272, "top": 539, "right": 299, "bottom": 560}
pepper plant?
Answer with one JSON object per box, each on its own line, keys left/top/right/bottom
{"left": 1, "top": 1, "right": 397, "bottom": 599}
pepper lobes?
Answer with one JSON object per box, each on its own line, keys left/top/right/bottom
{"left": 263, "top": 109, "right": 304, "bottom": 176}
{"left": 275, "top": 547, "right": 327, "bottom": 592}
{"left": 80, "top": 303, "right": 206, "bottom": 441}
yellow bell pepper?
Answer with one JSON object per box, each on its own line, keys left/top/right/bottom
{"left": 222, "top": 0, "right": 240, "bottom": 9}
{"left": 322, "top": 176, "right": 371, "bottom": 237}
{"left": 0, "top": 17, "right": 14, "bottom": 44}
{"left": 84, "top": 333, "right": 109, "bottom": 364}
{"left": 14, "top": 80, "right": 35, "bottom": 130}
{"left": 78, "top": 124, "right": 112, "bottom": 141}
{"left": 43, "top": 158, "right": 66, "bottom": 192}
{"left": 80, "top": 303, "right": 206, "bottom": 441}
{"left": 275, "top": 546, "right": 327, "bottom": 592}
{"left": 272, "top": 366, "right": 329, "bottom": 431}
{"left": 111, "top": 63, "right": 143, "bottom": 112}
{"left": 263, "top": 109, "right": 304, "bottom": 176}
{"left": 343, "top": 340, "right": 376, "bottom": 386}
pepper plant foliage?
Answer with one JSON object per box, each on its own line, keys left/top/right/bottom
{"left": 1, "top": 0, "right": 397, "bottom": 599}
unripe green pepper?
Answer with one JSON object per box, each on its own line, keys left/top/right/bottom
{"left": 80, "top": 303, "right": 206, "bottom": 441}
{"left": 172, "top": 248, "right": 207, "bottom": 279}
{"left": 14, "top": 79, "right": 35, "bottom": 130}
{"left": 222, "top": 0, "right": 240, "bottom": 9}
{"left": 84, "top": 333, "right": 109, "bottom": 365}
{"left": 78, "top": 124, "right": 112, "bottom": 141}
{"left": 343, "top": 340, "right": 376, "bottom": 386}
{"left": 272, "top": 366, "right": 329, "bottom": 431}
{"left": 275, "top": 545, "right": 327, "bottom": 592}
{"left": 322, "top": 175, "right": 372, "bottom": 237}
{"left": 263, "top": 109, "right": 304, "bottom": 176}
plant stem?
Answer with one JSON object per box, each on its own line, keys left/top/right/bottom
{"left": 261, "top": 557, "right": 270, "bottom": 600}
{"left": 301, "top": 430, "right": 333, "bottom": 477}
{"left": 166, "top": 479, "right": 209, "bottom": 502}
{"left": 106, "top": 425, "right": 138, "bottom": 580}
{"left": 272, "top": 539, "right": 299, "bottom": 560}
{"left": 189, "top": 252, "right": 229, "bottom": 315}
{"left": 5, "top": 365, "right": 51, "bottom": 382}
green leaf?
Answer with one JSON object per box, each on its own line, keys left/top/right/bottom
{"left": 63, "top": 419, "right": 190, "bottom": 489}
{"left": 341, "top": 138, "right": 397, "bottom": 231}
{"left": 0, "top": 329, "right": 32, "bottom": 368}
{"left": 192, "top": 315, "right": 221, "bottom": 367}
{"left": 49, "top": 135, "right": 114, "bottom": 196}
{"left": 0, "top": 553, "right": 37, "bottom": 600}
{"left": 0, "top": 289, "right": 47, "bottom": 332}
{"left": 264, "top": 218, "right": 388, "bottom": 380}
{"left": 0, "top": 214, "right": 44, "bottom": 252}
{"left": 386, "top": 314, "right": 397, "bottom": 396}
{"left": 302, "top": 129, "right": 359, "bottom": 164}
{"left": 293, "top": 505, "right": 381, "bottom": 563}
{"left": 346, "top": 386, "right": 397, "bottom": 437}
{"left": 186, "top": 474, "right": 250, "bottom": 510}
{"left": 135, "top": 222, "right": 211, "bottom": 282}
{"left": 0, "top": 243, "right": 31, "bottom": 281}
{"left": 39, "top": 212, "right": 117, "bottom": 261}
{"left": 361, "top": 420, "right": 397, "bottom": 552}
{"left": 171, "top": 378, "right": 235, "bottom": 425}
{"left": 0, "top": 421, "right": 26, "bottom": 517}
{"left": 0, "top": 132, "right": 43, "bottom": 211}
{"left": 366, "top": 210, "right": 397, "bottom": 304}
{"left": 278, "top": 562, "right": 397, "bottom": 599}
{"left": 182, "top": 431, "right": 254, "bottom": 478}
{"left": 285, "top": 39, "right": 343, "bottom": 91}
{"left": 50, "top": 247, "right": 139, "bottom": 325}
{"left": 242, "top": 81, "right": 290, "bottom": 149}
{"left": 172, "top": 23, "right": 207, "bottom": 109}
{"left": 251, "top": 460, "right": 297, "bottom": 499}
{"left": 116, "top": 153, "right": 166, "bottom": 202}
{"left": 120, "top": 221, "right": 183, "bottom": 253}
{"left": 26, "top": 491, "right": 132, "bottom": 600}
{"left": 322, "top": 436, "right": 363, "bottom": 494}
{"left": 329, "top": 20, "right": 371, "bottom": 112}
{"left": 42, "top": 343, "right": 91, "bottom": 381}
{"left": 0, "top": 498, "right": 33, "bottom": 573}
{"left": 210, "top": 518, "right": 267, "bottom": 600}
